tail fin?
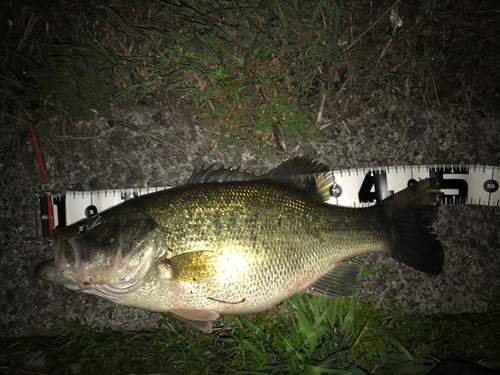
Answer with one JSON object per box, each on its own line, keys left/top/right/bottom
{"left": 380, "top": 179, "right": 444, "bottom": 275}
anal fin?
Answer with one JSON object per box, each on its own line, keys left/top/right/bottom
{"left": 170, "top": 308, "right": 219, "bottom": 333}
{"left": 302, "top": 262, "right": 361, "bottom": 298}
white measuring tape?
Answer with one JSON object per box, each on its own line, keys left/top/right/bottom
{"left": 35, "top": 164, "right": 499, "bottom": 239}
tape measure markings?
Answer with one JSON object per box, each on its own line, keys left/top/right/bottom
{"left": 35, "top": 164, "right": 500, "bottom": 239}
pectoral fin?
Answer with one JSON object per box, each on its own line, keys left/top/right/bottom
{"left": 164, "top": 250, "right": 224, "bottom": 282}
{"left": 302, "top": 262, "right": 361, "bottom": 298}
{"left": 170, "top": 308, "right": 219, "bottom": 333}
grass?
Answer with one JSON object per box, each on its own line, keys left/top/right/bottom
{"left": 2, "top": 0, "right": 499, "bottom": 156}
{"left": 1, "top": 1, "right": 500, "bottom": 372}
{"left": 2, "top": 0, "right": 347, "bottom": 155}
{"left": 1, "top": 294, "right": 499, "bottom": 374}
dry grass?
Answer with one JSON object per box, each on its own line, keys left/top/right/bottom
{"left": 1, "top": 0, "right": 499, "bottom": 153}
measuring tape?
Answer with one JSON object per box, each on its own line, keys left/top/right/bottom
{"left": 35, "top": 164, "right": 499, "bottom": 239}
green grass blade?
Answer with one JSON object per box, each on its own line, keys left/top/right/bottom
{"left": 339, "top": 296, "right": 357, "bottom": 337}
{"left": 312, "top": 0, "right": 326, "bottom": 29}
{"left": 294, "top": 296, "right": 318, "bottom": 352}
{"left": 305, "top": 364, "right": 352, "bottom": 374}
{"left": 0, "top": 73, "right": 25, "bottom": 90}
{"left": 332, "top": 1, "right": 340, "bottom": 49}
{"left": 313, "top": 298, "right": 336, "bottom": 330}
{"left": 142, "top": 27, "right": 190, "bottom": 42}
{"left": 386, "top": 333, "right": 415, "bottom": 361}
{"left": 156, "top": 1, "right": 198, "bottom": 15}
{"left": 100, "top": 0, "right": 136, "bottom": 34}
{"left": 244, "top": 339, "right": 265, "bottom": 359}
{"left": 392, "top": 364, "right": 434, "bottom": 373}
{"left": 376, "top": 342, "right": 388, "bottom": 364}
{"left": 239, "top": 315, "right": 266, "bottom": 342}
{"left": 231, "top": 0, "right": 250, "bottom": 27}
{"left": 349, "top": 367, "right": 369, "bottom": 375}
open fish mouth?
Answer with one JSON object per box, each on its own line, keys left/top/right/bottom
{"left": 34, "top": 225, "right": 160, "bottom": 300}
{"left": 34, "top": 260, "right": 58, "bottom": 281}
{"left": 34, "top": 230, "right": 82, "bottom": 284}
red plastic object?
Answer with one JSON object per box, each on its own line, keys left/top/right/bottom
{"left": 28, "top": 122, "right": 53, "bottom": 235}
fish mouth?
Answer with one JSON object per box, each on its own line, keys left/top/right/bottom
{"left": 34, "top": 230, "right": 82, "bottom": 284}
{"left": 34, "top": 226, "right": 161, "bottom": 300}
{"left": 34, "top": 259, "right": 57, "bottom": 280}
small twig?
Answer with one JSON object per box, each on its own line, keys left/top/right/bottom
{"left": 249, "top": 70, "right": 270, "bottom": 104}
{"left": 108, "top": 114, "right": 199, "bottom": 158}
{"left": 43, "top": 134, "right": 63, "bottom": 157}
{"left": 167, "top": 323, "right": 195, "bottom": 348}
{"left": 422, "top": 92, "right": 432, "bottom": 118}
{"left": 257, "top": 84, "right": 270, "bottom": 105}
{"left": 412, "top": 347, "right": 441, "bottom": 363}
{"left": 350, "top": 12, "right": 354, "bottom": 43}
{"left": 319, "top": 108, "right": 362, "bottom": 131}
{"left": 54, "top": 127, "right": 115, "bottom": 140}
{"left": 350, "top": 321, "right": 369, "bottom": 350}
{"left": 390, "top": 59, "right": 411, "bottom": 72}
{"left": 244, "top": 93, "right": 254, "bottom": 149}
{"left": 272, "top": 123, "right": 285, "bottom": 152}
{"left": 329, "top": 110, "right": 351, "bottom": 134}
{"left": 5, "top": 114, "right": 29, "bottom": 123}
{"left": 332, "top": 76, "right": 350, "bottom": 104}
{"left": 431, "top": 74, "right": 441, "bottom": 107}
{"left": 486, "top": 13, "right": 500, "bottom": 23}
{"left": 376, "top": 24, "right": 399, "bottom": 68}
{"left": 344, "top": 0, "right": 401, "bottom": 52}
{"left": 476, "top": 9, "right": 500, "bottom": 13}
{"left": 17, "top": 13, "right": 36, "bottom": 51}
{"left": 316, "top": 92, "right": 327, "bottom": 125}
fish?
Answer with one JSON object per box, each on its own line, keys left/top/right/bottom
{"left": 34, "top": 158, "right": 444, "bottom": 332}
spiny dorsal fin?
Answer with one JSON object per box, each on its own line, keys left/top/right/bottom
{"left": 261, "top": 157, "right": 330, "bottom": 182}
{"left": 188, "top": 165, "right": 259, "bottom": 184}
{"left": 188, "top": 157, "right": 333, "bottom": 202}
{"left": 306, "top": 172, "right": 338, "bottom": 203}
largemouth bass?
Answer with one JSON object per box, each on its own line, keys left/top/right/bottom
{"left": 35, "top": 158, "right": 444, "bottom": 332}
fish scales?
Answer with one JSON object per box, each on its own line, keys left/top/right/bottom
{"left": 35, "top": 158, "right": 444, "bottom": 332}
{"left": 120, "top": 180, "right": 392, "bottom": 315}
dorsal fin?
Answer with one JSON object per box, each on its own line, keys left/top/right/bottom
{"left": 188, "top": 157, "right": 333, "bottom": 202}
{"left": 260, "top": 157, "right": 330, "bottom": 198}
{"left": 188, "top": 166, "right": 259, "bottom": 185}
{"left": 188, "top": 157, "right": 331, "bottom": 199}
{"left": 261, "top": 157, "right": 330, "bottom": 182}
